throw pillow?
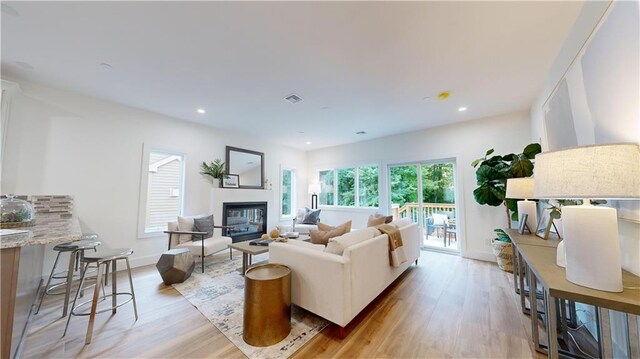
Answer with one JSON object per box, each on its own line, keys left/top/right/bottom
{"left": 372, "top": 213, "right": 393, "bottom": 224}
{"left": 177, "top": 216, "right": 196, "bottom": 244}
{"left": 309, "top": 221, "right": 349, "bottom": 245}
{"left": 317, "top": 220, "right": 352, "bottom": 233}
{"left": 194, "top": 215, "right": 215, "bottom": 239}
{"left": 367, "top": 214, "right": 388, "bottom": 227}
{"left": 302, "top": 208, "right": 321, "bottom": 224}
{"left": 296, "top": 208, "right": 308, "bottom": 223}
{"left": 324, "top": 227, "right": 380, "bottom": 255}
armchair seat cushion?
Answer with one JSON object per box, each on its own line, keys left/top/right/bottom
{"left": 293, "top": 223, "right": 318, "bottom": 234}
{"left": 177, "top": 236, "right": 232, "bottom": 257}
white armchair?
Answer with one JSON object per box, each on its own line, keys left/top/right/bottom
{"left": 292, "top": 208, "right": 320, "bottom": 234}
{"left": 165, "top": 216, "right": 233, "bottom": 273}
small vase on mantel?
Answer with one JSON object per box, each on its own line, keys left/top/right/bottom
{"left": 213, "top": 178, "right": 221, "bottom": 188}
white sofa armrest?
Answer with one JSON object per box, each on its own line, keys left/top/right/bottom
{"left": 269, "top": 242, "right": 352, "bottom": 326}
{"left": 344, "top": 223, "right": 420, "bottom": 316}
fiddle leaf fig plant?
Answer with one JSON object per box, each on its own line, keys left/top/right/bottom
{"left": 200, "top": 159, "right": 226, "bottom": 182}
{"left": 471, "top": 143, "right": 542, "bottom": 226}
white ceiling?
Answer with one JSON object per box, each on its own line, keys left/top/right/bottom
{"left": 1, "top": 1, "right": 583, "bottom": 150}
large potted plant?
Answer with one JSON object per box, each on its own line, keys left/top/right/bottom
{"left": 200, "top": 159, "right": 226, "bottom": 187}
{"left": 471, "top": 143, "right": 541, "bottom": 272}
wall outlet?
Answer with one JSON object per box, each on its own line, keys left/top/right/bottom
{"left": 486, "top": 238, "right": 492, "bottom": 246}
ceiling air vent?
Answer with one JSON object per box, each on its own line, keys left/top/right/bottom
{"left": 284, "top": 94, "right": 303, "bottom": 104}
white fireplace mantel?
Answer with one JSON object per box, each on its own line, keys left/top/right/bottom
{"left": 210, "top": 188, "right": 279, "bottom": 235}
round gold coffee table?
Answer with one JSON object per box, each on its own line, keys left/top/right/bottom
{"left": 243, "top": 263, "right": 291, "bottom": 346}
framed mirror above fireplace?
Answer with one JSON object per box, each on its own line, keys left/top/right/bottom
{"left": 226, "top": 146, "right": 264, "bottom": 189}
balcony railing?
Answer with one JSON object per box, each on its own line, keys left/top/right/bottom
{"left": 391, "top": 202, "right": 456, "bottom": 225}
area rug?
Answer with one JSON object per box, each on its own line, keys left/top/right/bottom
{"left": 172, "top": 253, "right": 329, "bottom": 359}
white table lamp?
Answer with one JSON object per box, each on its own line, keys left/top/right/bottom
{"left": 308, "top": 183, "right": 322, "bottom": 209}
{"left": 506, "top": 178, "right": 537, "bottom": 233}
{"left": 533, "top": 143, "right": 640, "bottom": 292}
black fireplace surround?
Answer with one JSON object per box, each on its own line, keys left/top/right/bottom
{"left": 222, "top": 201, "right": 267, "bottom": 243}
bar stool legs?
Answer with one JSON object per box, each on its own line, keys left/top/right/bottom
{"left": 36, "top": 238, "right": 101, "bottom": 316}
{"left": 85, "top": 262, "right": 104, "bottom": 344}
{"left": 35, "top": 249, "right": 63, "bottom": 315}
{"left": 63, "top": 251, "right": 76, "bottom": 317}
{"left": 125, "top": 257, "right": 138, "bottom": 320}
{"left": 63, "top": 248, "right": 137, "bottom": 345}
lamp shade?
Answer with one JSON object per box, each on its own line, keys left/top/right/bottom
{"left": 533, "top": 143, "right": 640, "bottom": 200}
{"left": 505, "top": 178, "right": 534, "bottom": 199}
{"left": 308, "top": 183, "right": 321, "bottom": 194}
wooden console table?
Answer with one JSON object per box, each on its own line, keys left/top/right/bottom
{"left": 506, "top": 229, "right": 640, "bottom": 359}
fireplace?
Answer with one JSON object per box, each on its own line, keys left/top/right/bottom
{"left": 222, "top": 201, "right": 267, "bottom": 243}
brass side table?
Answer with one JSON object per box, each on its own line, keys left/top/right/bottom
{"left": 243, "top": 263, "right": 291, "bottom": 346}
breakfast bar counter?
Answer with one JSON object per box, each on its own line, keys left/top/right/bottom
{"left": 1, "top": 214, "right": 82, "bottom": 359}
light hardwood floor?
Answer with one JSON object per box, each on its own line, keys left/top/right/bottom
{"left": 22, "top": 250, "right": 542, "bottom": 358}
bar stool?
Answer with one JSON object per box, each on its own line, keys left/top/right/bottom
{"left": 64, "top": 247, "right": 138, "bottom": 345}
{"left": 35, "top": 234, "right": 102, "bottom": 317}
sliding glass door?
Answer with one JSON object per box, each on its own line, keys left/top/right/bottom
{"left": 389, "top": 160, "right": 458, "bottom": 253}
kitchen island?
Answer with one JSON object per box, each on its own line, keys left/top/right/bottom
{"left": 1, "top": 214, "right": 82, "bottom": 359}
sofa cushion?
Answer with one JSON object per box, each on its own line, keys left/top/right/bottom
{"left": 294, "top": 223, "right": 317, "bottom": 234}
{"left": 302, "top": 208, "right": 321, "bottom": 224}
{"left": 324, "top": 227, "right": 380, "bottom": 255}
{"left": 390, "top": 217, "right": 413, "bottom": 228}
{"left": 177, "top": 236, "right": 232, "bottom": 257}
{"left": 317, "top": 220, "right": 352, "bottom": 233}
{"left": 309, "top": 221, "right": 349, "bottom": 245}
{"left": 286, "top": 239, "right": 325, "bottom": 251}
{"left": 194, "top": 215, "right": 214, "bottom": 239}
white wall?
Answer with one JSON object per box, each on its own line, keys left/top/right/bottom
{"left": 530, "top": 2, "right": 639, "bottom": 352}
{"left": 530, "top": 0, "right": 639, "bottom": 276}
{"left": 1, "top": 80, "right": 308, "bottom": 270}
{"left": 306, "top": 111, "right": 532, "bottom": 262}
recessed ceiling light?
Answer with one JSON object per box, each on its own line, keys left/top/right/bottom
{"left": 298, "top": 131, "right": 305, "bottom": 134}
{"left": 15, "top": 61, "right": 34, "bottom": 70}
{"left": 1, "top": 4, "right": 20, "bottom": 16}
{"left": 422, "top": 96, "right": 431, "bottom": 101}
{"left": 197, "top": 108, "right": 206, "bottom": 114}
{"left": 284, "top": 94, "right": 303, "bottom": 104}
{"left": 458, "top": 107, "right": 467, "bottom": 112}
{"left": 306, "top": 141, "right": 311, "bottom": 145}
{"left": 356, "top": 131, "right": 367, "bottom": 135}
{"left": 321, "top": 106, "right": 329, "bottom": 110}
{"left": 100, "top": 63, "right": 113, "bottom": 70}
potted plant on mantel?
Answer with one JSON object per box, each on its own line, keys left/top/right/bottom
{"left": 471, "top": 143, "right": 541, "bottom": 272}
{"left": 200, "top": 159, "right": 226, "bottom": 187}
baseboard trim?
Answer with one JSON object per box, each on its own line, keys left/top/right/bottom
{"left": 462, "top": 251, "right": 496, "bottom": 263}
{"left": 129, "top": 254, "right": 161, "bottom": 269}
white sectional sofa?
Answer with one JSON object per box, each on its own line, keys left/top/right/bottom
{"left": 269, "top": 222, "right": 420, "bottom": 329}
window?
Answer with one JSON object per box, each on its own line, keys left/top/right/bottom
{"left": 358, "top": 165, "right": 379, "bottom": 207}
{"left": 281, "top": 168, "right": 296, "bottom": 217}
{"left": 337, "top": 168, "right": 355, "bottom": 206}
{"left": 138, "top": 147, "right": 185, "bottom": 237}
{"left": 318, "top": 165, "right": 379, "bottom": 208}
{"left": 319, "top": 170, "right": 334, "bottom": 206}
